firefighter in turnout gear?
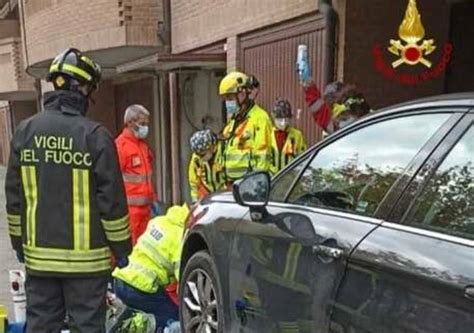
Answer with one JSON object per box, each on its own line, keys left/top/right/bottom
{"left": 270, "top": 98, "right": 307, "bottom": 175}
{"left": 220, "top": 71, "right": 273, "bottom": 183}
{"left": 5, "top": 48, "right": 132, "bottom": 333}
{"left": 113, "top": 204, "right": 190, "bottom": 330}
{"left": 188, "top": 129, "right": 225, "bottom": 203}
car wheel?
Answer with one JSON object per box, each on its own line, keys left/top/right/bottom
{"left": 180, "top": 250, "right": 225, "bottom": 333}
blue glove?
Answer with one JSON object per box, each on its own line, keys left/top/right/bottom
{"left": 116, "top": 257, "right": 129, "bottom": 269}
{"left": 151, "top": 201, "right": 162, "bottom": 217}
{"left": 16, "top": 251, "right": 24, "bottom": 263}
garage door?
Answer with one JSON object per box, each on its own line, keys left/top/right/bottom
{"left": 241, "top": 14, "right": 328, "bottom": 145}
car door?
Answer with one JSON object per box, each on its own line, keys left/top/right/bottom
{"left": 228, "top": 111, "right": 457, "bottom": 333}
{"left": 332, "top": 113, "right": 473, "bottom": 333}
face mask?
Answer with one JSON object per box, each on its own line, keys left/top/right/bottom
{"left": 225, "top": 100, "right": 239, "bottom": 114}
{"left": 338, "top": 116, "right": 357, "bottom": 129}
{"left": 134, "top": 125, "right": 149, "bottom": 139}
{"left": 274, "top": 118, "right": 290, "bottom": 130}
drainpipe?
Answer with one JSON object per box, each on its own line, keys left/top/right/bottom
{"left": 319, "top": 0, "right": 338, "bottom": 85}
{"left": 169, "top": 72, "right": 181, "bottom": 204}
{"left": 158, "top": 0, "right": 171, "bottom": 51}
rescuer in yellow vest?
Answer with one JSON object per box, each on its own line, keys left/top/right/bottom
{"left": 112, "top": 204, "right": 189, "bottom": 330}
{"left": 270, "top": 98, "right": 307, "bottom": 175}
{"left": 219, "top": 72, "right": 273, "bottom": 183}
{"left": 188, "top": 129, "right": 226, "bottom": 203}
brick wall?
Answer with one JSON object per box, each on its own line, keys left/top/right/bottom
{"left": 171, "top": 0, "right": 318, "bottom": 53}
{"left": 343, "top": 0, "right": 450, "bottom": 109}
{"left": 0, "top": 103, "right": 11, "bottom": 165}
{"left": 0, "top": 37, "right": 34, "bottom": 94}
{"left": 0, "top": 20, "right": 20, "bottom": 39}
{"left": 23, "top": 0, "right": 161, "bottom": 66}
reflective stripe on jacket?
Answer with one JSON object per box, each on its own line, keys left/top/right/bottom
{"left": 115, "top": 129, "right": 156, "bottom": 207}
{"left": 5, "top": 90, "right": 132, "bottom": 276}
{"left": 270, "top": 127, "right": 307, "bottom": 175}
{"left": 222, "top": 103, "right": 273, "bottom": 181}
{"left": 113, "top": 204, "right": 190, "bottom": 294}
{"left": 188, "top": 142, "right": 225, "bottom": 202}
{"left": 304, "top": 83, "right": 335, "bottom": 133}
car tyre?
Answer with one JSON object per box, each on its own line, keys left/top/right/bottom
{"left": 180, "top": 250, "right": 225, "bottom": 333}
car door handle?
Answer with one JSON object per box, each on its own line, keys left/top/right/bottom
{"left": 464, "top": 286, "right": 474, "bottom": 301}
{"left": 312, "top": 244, "right": 344, "bottom": 259}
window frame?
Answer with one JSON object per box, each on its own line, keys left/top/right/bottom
{"left": 269, "top": 108, "right": 467, "bottom": 221}
{"left": 398, "top": 112, "right": 473, "bottom": 235}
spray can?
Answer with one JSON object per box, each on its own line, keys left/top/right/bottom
{"left": 9, "top": 270, "right": 26, "bottom": 323}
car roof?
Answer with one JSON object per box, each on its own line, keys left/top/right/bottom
{"left": 376, "top": 92, "right": 474, "bottom": 115}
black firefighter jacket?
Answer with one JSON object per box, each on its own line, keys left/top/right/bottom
{"left": 5, "top": 90, "right": 132, "bottom": 277}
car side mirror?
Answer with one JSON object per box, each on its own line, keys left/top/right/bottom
{"left": 233, "top": 171, "right": 271, "bottom": 208}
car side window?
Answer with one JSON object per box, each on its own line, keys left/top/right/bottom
{"left": 270, "top": 154, "right": 310, "bottom": 202}
{"left": 287, "top": 113, "right": 450, "bottom": 217}
{"left": 405, "top": 125, "right": 473, "bottom": 240}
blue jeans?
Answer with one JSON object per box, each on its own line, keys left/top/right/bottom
{"left": 114, "top": 279, "right": 179, "bottom": 329}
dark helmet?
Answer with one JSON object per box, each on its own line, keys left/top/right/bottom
{"left": 272, "top": 98, "right": 292, "bottom": 118}
{"left": 46, "top": 48, "right": 101, "bottom": 91}
{"left": 189, "top": 129, "right": 217, "bottom": 155}
{"left": 248, "top": 75, "right": 260, "bottom": 90}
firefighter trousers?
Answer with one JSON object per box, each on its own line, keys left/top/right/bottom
{"left": 25, "top": 274, "right": 109, "bottom": 333}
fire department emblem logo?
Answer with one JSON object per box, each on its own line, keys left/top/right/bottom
{"left": 388, "top": 0, "right": 436, "bottom": 68}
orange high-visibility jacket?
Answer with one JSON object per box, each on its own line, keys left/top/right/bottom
{"left": 115, "top": 129, "right": 156, "bottom": 207}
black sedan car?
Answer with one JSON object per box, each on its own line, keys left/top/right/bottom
{"left": 179, "top": 93, "right": 474, "bottom": 333}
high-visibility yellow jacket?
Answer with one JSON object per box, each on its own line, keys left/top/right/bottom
{"left": 222, "top": 103, "right": 273, "bottom": 181}
{"left": 270, "top": 127, "right": 307, "bottom": 175}
{"left": 113, "top": 204, "right": 189, "bottom": 294}
{"left": 188, "top": 142, "right": 226, "bottom": 203}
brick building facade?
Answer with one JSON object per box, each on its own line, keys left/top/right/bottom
{"left": 0, "top": 0, "right": 473, "bottom": 204}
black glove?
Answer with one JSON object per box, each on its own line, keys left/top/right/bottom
{"left": 116, "top": 257, "right": 129, "bottom": 269}
{"left": 16, "top": 251, "right": 24, "bottom": 263}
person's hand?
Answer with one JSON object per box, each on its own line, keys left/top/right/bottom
{"left": 16, "top": 251, "right": 24, "bottom": 263}
{"left": 116, "top": 257, "right": 129, "bottom": 269}
{"left": 151, "top": 201, "right": 161, "bottom": 217}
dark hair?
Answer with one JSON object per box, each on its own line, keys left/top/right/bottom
{"left": 324, "top": 81, "right": 371, "bottom": 118}
{"left": 323, "top": 81, "right": 345, "bottom": 105}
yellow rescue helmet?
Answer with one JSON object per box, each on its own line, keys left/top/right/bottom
{"left": 219, "top": 71, "right": 250, "bottom": 95}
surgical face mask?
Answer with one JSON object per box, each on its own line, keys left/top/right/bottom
{"left": 134, "top": 125, "right": 149, "bottom": 139}
{"left": 225, "top": 100, "right": 239, "bottom": 115}
{"left": 338, "top": 115, "right": 357, "bottom": 129}
{"left": 274, "top": 118, "right": 290, "bottom": 130}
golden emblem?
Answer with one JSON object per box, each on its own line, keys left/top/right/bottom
{"left": 55, "top": 75, "right": 66, "bottom": 87}
{"left": 388, "top": 0, "right": 436, "bottom": 68}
